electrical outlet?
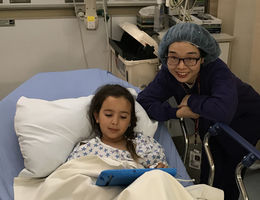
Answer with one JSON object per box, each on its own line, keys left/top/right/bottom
{"left": 0, "top": 19, "right": 15, "bottom": 27}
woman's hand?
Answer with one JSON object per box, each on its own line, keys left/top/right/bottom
{"left": 179, "top": 95, "right": 190, "bottom": 107}
{"left": 177, "top": 95, "right": 200, "bottom": 119}
{"left": 176, "top": 105, "right": 200, "bottom": 119}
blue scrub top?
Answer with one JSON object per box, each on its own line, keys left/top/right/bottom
{"left": 137, "top": 58, "right": 260, "bottom": 142}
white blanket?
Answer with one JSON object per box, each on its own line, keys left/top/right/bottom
{"left": 14, "top": 156, "right": 224, "bottom": 200}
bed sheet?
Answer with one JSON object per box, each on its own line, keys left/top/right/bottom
{"left": 0, "top": 68, "right": 191, "bottom": 200}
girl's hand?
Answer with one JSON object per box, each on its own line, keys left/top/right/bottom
{"left": 155, "top": 162, "right": 167, "bottom": 168}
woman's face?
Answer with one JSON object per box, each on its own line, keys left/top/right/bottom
{"left": 167, "top": 41, "right": 204, "bottom": 84}
{"left": 94, "top": 96, "right": 131, "bottom": 144}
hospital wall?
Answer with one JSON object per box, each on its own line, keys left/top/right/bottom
{"left": 0, "top": 18, "right": 105, "bottom": 99}
{"left": 0, "top": 7, "right": 138, "bottom": 100}
{"left": 217, "top": 0, "right": 260, "bottom": 93}
{"left": 1, "top": 1, "right": 260, "bottom": 100}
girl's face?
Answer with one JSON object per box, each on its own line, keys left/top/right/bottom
{"left": 167, "top": 42, "right": 204, "bottom": 84}
{"left": 94, "top": 96, "right": 131, "bottom": 144}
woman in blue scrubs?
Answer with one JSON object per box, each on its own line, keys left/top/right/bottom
{"left": 137, "top": 23, "right": 260, "bottom": 200}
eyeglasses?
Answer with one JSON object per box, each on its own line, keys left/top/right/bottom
{"left": 166, "top": 56, "right": 201, "bottom": 67}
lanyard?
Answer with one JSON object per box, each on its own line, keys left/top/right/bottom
{"left": 181, "top": 74, "right": 200, "bottom": 145}
{"left": 194, "top": 119, "right": 199, "bottom": 145}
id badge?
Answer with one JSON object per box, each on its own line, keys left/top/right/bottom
{"left": 189, "top": 149, "right": 201, "bottom": 170}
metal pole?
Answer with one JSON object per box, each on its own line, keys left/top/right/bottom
{"left": 179, "top": 117, "right": 189, "bottom": 164}
{"left": 235, "top": 162, "right": 249, "bottom": 200}
{"left": 203, "top": 132, "right": 215, "bottom": 186}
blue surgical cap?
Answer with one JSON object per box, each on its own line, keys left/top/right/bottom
{"left": 158, "top": 23, "right": 221, "bottom": 65}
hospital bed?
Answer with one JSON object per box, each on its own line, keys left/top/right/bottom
{"left": 0, "top": 68, "right": 191, "bottom": 200}
{"left": 205, "top": 123, "right": 260, "bottom": 200}
{"left": 175, "top": 115, "right": 260, "bottom": 199}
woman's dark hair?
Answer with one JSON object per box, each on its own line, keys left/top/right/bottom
{"left": 199, "top": 48, "right": 207, "bottom": 58}
{"left": 88, "top": 84, "right": 139, "bottom": 160}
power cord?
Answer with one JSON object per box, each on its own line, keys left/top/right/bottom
{"left": 72, "top": 0, "right": 89, "bottom": 68}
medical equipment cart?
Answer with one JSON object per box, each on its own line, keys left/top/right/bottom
{"left": 109, "top": 22, "right": 159, "bottom": 89}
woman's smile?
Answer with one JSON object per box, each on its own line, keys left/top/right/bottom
{"left": 176, "top": 71, "right": 189, "bottom": 78}
{"left": 167, "top": 42, "right": 203, "bottom": 84}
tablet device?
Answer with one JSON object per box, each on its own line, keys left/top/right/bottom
{"left": 96, "top": 168, "right": 177, "bottom": 186}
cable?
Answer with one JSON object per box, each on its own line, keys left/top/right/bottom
{"left": 77, "top": 17, "right": 89, "bottom": 68}
{"left": 73, "top": 0, "right": 89, "bottom": 68}
{"left": 169, "top": 0, "right": 197, "bottom": 10}
{"left": 175, "top": 173, "right": 195, "bottom": 183}
{"left": 102, "top": 0, "right": 109, "bottom": 47}
{"left": 169, "top": 0, "right": 185, "bottom": 9}
{"left": 176, "top": 178, "right": 195, "bottom": 182}
{"left": 168, "top": 0, "right": 198, "bottom": 22}
{"left": 102, "top": 0, "right": 111, "bottom": 71}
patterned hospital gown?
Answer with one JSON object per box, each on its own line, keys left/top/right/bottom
{"left": 68, "top": 132, "right": 168, "bottom": 168}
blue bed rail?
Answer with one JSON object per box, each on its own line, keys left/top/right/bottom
{"left": 208, "top": 123, "right": 260, "bottom": 161}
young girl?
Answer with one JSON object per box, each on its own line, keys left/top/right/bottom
{"left": 29, "top": 84, "right": 223, "bottom": 200}
{"left": 68, "top": 84, "right": 168, "bottom": 169}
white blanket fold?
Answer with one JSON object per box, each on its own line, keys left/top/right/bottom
{"left": 14, "top": 156, "right": 224, "bottom": 200}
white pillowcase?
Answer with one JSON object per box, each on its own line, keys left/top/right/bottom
{"left": 15, "top": 95, "right": 158, "bottom": 178}
{"left": 127, "top": 88, "right": 158, "bottom": 137}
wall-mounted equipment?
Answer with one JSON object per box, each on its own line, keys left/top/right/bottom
{"left": 84, "top": 0, "right": 98, "bottom": 30}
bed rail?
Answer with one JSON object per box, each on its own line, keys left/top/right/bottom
{"left": 204, "top": 122, "right": 260, "bottom": 200}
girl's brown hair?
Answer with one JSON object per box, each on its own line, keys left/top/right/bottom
{"left": 88, "top": 84, "right": 139, "bottom": 160}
